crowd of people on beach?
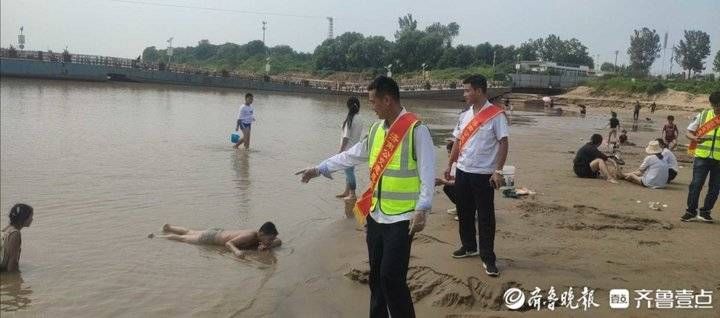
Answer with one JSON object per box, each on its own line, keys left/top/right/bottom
{"left": 3, "top": 73, "right": 718, "bottom": 318}
{"left": 572, "top": 91, "right": 719, "bottom": 223}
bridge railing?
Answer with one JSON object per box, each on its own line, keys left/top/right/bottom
{"left": 2, "top": 48, "right": 507, "bottom": 92}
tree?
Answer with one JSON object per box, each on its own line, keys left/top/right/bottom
{"left": 600, "top": 62, "right": 616, "bottom": 72}
{"left": 193, "top": 39, "right": 217, "bottom": 60}
{"left": 714, "top": 50, "right": 720, "bottom": 73}
{"left": 142, "top": 46, "right": 159, "bottom": 62}
{"left": 673, "top": 30, "right": 711, "bottom": 77}
{"left": 627, "top": 27, "right": 661, "bottom": 76}
{"left": 518, "top": 35, "right": 592, "bottom": 67}
{"left": 455, "top": 45, "right": 475, "bottom": 68}
{"left": 425, "top": 22, "right": 460, "bottom": 47}
{"left": 516, "top": 40, "right": 538, "bottom": 61}
{"left": 7, "top": 45, "right": 18, "bottom": 58}
{"left": 437, "top": 47, "right": 458, "bottom": 69}
{"left": 474, "top": 42, "right": 494, "bottom": 65}
{"left": 395, "top": 14, "right": 417, "bottom": 39}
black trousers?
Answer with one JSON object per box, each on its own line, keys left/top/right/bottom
{"left": 455, "top": 169, "right": 496, "bottom": 264}
{"left": 366, "top": 216, "right": 415, "bottom": 318}
{"left": 443, "top": 184, "right": 457, "bottom": 205}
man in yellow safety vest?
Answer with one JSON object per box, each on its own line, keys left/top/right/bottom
{"left": 296, "top": 76, "right": 435, "bottom": 317}
{"left": 681, "top": 91, "right": 720, "bottom": 223}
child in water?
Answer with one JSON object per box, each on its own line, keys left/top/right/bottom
{"left": 152, "top": 221, "right": 281, "bottom": 257}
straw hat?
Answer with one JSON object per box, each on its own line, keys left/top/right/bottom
{"left": 645, "top": 140, "right": 663, "bottom": 154}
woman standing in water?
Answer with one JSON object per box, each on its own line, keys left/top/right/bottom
{"left": 335, "top": 96, "right": 364, "bottom": 201}
{"left": 1, "top": 204, "right": 34, "bottom": 272}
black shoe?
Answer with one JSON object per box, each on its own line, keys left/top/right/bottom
{"left": 698, "top": 212, "right": 714, "bottom": 223}
{"left": 483, "top": 262, "right": 499, "bottom": 277}
{"left": 452, "top": 247, "right": 479, "bottom": 258}
{"left": 680, "top": 212, "right": 697, "bottom": 222}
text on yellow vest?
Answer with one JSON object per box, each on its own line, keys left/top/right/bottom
{"left": 367, "top": 120, "right": 420, "bottom": 215}
{"left": 695, "top": 109, "right": 720, "bottom": 160}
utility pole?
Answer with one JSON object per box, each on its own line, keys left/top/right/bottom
{"left": 661, "top": 32, "right": 668, "bottom": 78}
{"left": 166, "top": 37, "right": 174, "bottom": 67}
{"left": 326, "top": 17, "right": 334, "bottom": 40}
{"left": 614, "top": 50, "right": 619, "bottom": 73}
{"left": 492, "top": 51, "right": 497, "bottom": 71}
{"left": 262, "top": 21, "right": 267, "bottom": 44}
{"left": 262, "top": 21, "right": 269, "bottom": 75}
{"left": 18, "top": 26, "right": 25, "bottom": 50}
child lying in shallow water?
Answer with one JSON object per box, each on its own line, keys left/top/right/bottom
{"left": 151, "top": 221, "right": 281, "bottom": 257}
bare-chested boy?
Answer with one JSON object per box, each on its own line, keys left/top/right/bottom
{"left": 155, "top": 221, "right": 281, "bottom": 256}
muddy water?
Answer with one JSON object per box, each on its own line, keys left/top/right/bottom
{"left": 1, "top": 78, "right": 637, "bottom": 317}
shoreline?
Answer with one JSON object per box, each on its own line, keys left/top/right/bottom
{"left": 285, "top": 105, "right": 718, "bottom": 317}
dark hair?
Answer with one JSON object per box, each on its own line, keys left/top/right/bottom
{"left": 611, "top": 111, "right": 617, "bottom": 117}
{"left": 245, "top": 93, "right": 254, "bottom": 99}
{"left": 446, "top": 140, "right": 454, "bottom": 151}
{"left": 367, "top": 76, "right": 400, "bottom": 101}
{"left": 9, "top": 203, "right": 33, "bottom": 228}
{"left": 259, "top": 221, "right": 278, "bottom": 236}
{"left": 590, "top": 134, "right": 603, "bottom": 145}
{"left": 462, "top": 75, "right": 488, "bottom": 94}
{"left": 667, "top": 115, "right": 674, "bottom": 121}
{"left": 655, "top": 138, "right": 667, "bottom": 148}
{"left": 710, "top": 91, "right": 720, "bottom": 107}
{"left": 343, "top": 96, "right": 361, "bottom": 130}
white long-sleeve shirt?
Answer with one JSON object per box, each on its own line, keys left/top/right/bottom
{"left": 317, "top": 108, "right": 436, "bottom": 224}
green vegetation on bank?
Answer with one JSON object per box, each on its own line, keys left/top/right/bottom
{"left": 140, "top": 14, "right": 595, "bottom": 79}
{"left": 586, "top": 76, "right": 720, "bottom": 95}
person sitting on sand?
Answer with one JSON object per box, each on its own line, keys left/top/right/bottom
{"left": 578, "top": 104, "right": 587, "bottom": 116}
{"left": 155, "top": 222, "right": 281, "bottom": 257}
{"left": 623, "top": 140, "right": 669, "bottom": 189}
{"left": 573, "top": 134, "right": 619, "bottom": 183}
{"left": 656, "top": 138, "right": 678, "bottom": 183}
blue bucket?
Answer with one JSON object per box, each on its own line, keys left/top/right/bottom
{"left": 230, "top": 132, "right": 241, "bottom": 143}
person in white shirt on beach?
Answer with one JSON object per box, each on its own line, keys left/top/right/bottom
{"left": 296, "top": 76, "right": 435, "bottom": 317}
{"left": 623, "top": 140, "right": 669, "bottom": 189}
{"left": 446, "top": 75, "right": 509, "bottom": 277}
{"left": 234, "top": 93, "right": 255, "bottom": 149}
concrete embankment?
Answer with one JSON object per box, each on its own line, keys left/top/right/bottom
{"left": 1, "top": 58, "right": 509, "bottom": 100}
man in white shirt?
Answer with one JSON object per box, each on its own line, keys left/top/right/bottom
{"left": 681, "top": 91, "right": 720, "bottom": 223}
{"left": 445, "top": 75, "right": 509, "bottom": 277}
{"left": 234, "top": 93, "right": 255, "bottom": 149}
{"left": 296, "top": 76, "right": 435, "bottom": 317}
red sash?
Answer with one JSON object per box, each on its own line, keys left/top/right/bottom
{"left": 353, "top": 112, "right": 419, "bottom": 224}
{"left": 456, "top": 104, "right": 505, "bottom": 153}
{"left": 688, "top": 113, "right": 720, "bottom": 156}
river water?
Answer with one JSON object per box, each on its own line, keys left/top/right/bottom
{"left": 0, "top": 78, "right": 475, "bottom": 317}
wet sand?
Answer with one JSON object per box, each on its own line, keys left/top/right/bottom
{"left": 280, "top": 100, "right": 719, "bottom": 317}
{"left": 1, "top": 79, "right": 717, "bottom": 317}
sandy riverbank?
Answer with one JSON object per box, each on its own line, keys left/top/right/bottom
{"left": 281, "top": 101, "right": 719, "bottom": 317}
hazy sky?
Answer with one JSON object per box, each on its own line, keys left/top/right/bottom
{"left": 2, "top": 0, "right": 719, "bottom": 74}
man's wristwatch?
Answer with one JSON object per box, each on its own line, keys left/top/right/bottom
{"left": 494, "top": 170, "right": 503, "bottom": 175}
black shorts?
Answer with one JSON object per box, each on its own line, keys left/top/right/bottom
{"left": 574, "top": 165, "right": 599, "bottom": 178}
{"left": 668, "top": 169, "right": 677, "bottom": 182}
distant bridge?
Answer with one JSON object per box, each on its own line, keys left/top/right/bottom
{"left": 1, "top": 49, "right": 509, "bottom": 101}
